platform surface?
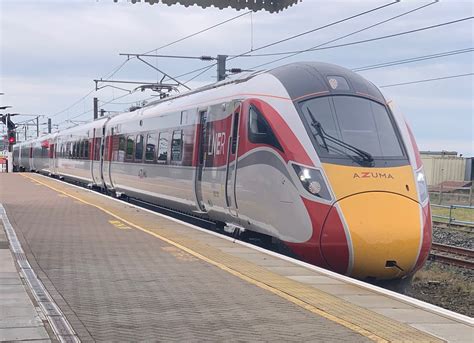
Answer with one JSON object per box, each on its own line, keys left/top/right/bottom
{"left": 0, "top": 173, "right": 472, "bottom": 342}
{"left": 0, "top": 221, "right": 52, "bottom": 342}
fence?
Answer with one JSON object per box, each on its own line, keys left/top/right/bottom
{"left": 429, "top": 185, "right": 473, "bottom": 206}
{"left": 431, "top": 203, "right": 474, "bottom": 227}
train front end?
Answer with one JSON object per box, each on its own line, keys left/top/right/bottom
{"left": 270, "top": 63, "right": 432, "bottom": 281}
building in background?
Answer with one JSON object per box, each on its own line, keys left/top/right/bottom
{"left": 420, "top": 151, "right": 467, "bottom": 186}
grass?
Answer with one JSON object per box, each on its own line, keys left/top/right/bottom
{"left": 431, "top": 206, "right": 474, "bottom": 224}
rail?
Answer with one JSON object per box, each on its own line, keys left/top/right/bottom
{"left": 431, "top": 203, "right": 474, "bottom": 227}
{"left": 430, "top": 243, "right": 474, "bottom": 269}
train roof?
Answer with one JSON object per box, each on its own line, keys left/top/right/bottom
{"left": 268, "top": 62, "right": 386, "bottom": 103}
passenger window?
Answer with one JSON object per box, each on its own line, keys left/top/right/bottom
{"left": 145, "top": 133, "right": 157, "bottom": 162}
{"left": 80, "top": 141, "right": 84, "bottom": 159}
{"left": 231, "top": 112, "right": 239, "bottom": 154}
{"left": 94, "top": 138, "right": 101, "bottom": 161}
{"left": 135, "top": 134, "right": 144, "bottom": 161}
{"left": 115, "top": 136, "right": 126, "bottom": 162}
{"left": 84, "top": 140, "right": 89, "bottom": 159}
{"left": 171, "top": 130, "right": 183, "bottom": 161}
{"left": 157, "top": 132, "right": 169, "bottom": 164}
{"left": 125, "top": 135, "right": 134, "bottom": 160}
{"left": 248, "top": 106, "right": 283, "bottom": 151}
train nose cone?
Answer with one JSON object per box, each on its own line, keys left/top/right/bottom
{"left": 321, "top": 192, "right": 422, "bottom": 280}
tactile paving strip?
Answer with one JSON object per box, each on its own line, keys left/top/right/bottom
{"left": 24, "top": 173, "right": 444, "bottom": 343}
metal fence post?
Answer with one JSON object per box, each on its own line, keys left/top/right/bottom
{"left": 448, "top": 205, "right": 453, "bottom": 228}
{"left": 439, "top": 184, "right": 443, "bottom": 205}
{"left": 469, "top": 186, "right": 473, "bottom": 207}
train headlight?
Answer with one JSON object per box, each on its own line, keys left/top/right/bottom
{"left": 292, "top": 164, "right": 331, "bottom": 200}
{"left": 416, "top": 169, "right": 429, "bottom": 203}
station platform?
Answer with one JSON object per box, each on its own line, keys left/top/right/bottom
{"left": 0, "top": 173, "right": 472, "bottom": 342}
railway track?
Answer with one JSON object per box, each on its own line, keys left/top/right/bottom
{"left": 432, "top": 221, "right": 473, "bottom": 234}
{"left": 430, "top": 243, "right": 474, "bottom": 269}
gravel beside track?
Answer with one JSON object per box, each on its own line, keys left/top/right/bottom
{"left": 432, "top": 225, "right": 473, "bottom": 249}
{"left": 404, "top": 224, "right": 473, "bottom": 316}
{"left": 408, "top": 261, "right": 473, "bottom": 317}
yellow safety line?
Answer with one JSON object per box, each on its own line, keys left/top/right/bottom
{"left": 21, "top": 173, "right": 389, "bottom": 342}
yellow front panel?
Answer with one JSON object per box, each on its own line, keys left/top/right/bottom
{"left": 339, "top": 192, "right": 421, "bottom": 279}
{"left": 322, "top": 164, "right": 418, "bottom": 202}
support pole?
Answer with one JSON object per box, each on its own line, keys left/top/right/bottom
{"left": 217, "top": 55, "right": 228, "bottom": 81}
{"left": 36, "top": 116, "right": 39, "bottom": 137}
{"left": 93, "top": 97, "right": 98, "bottom": 120}
{"left": 48, "top": 118, "right": 52, "bottom": 134}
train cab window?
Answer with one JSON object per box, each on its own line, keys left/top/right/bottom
{"left": 299, "top": 96, "right": 406, "bottom": 163}
{"left": 171, "top": 130, "right": 183, "bottom": 162}
{"left": 248, "top": 105, "right": 283, "bottom": 151}
{"left": 145, "top": 133, "right": 157, "bottom": 162}
{"left": 125, "top": 136, "right": 134, "bottom": 161}
{"left": 135, "top": 134, "right": 144, "bottom": 162}
{"left": 157, "top": 132, "right": 169, "bottom": 164}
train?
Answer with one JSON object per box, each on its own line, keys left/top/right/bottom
{"left": 12, "top": 62, "right": 432, "bottom": 283}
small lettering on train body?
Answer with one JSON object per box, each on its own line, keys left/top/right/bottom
{"left": 208, "top": 132, "right": 226, "bottom": 156}
{"left": 353, "top": 172, "right": 395, "bottom": 179}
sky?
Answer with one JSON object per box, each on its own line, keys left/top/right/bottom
{"left": 1, "top": 0, "right": 473, "bottom": 155}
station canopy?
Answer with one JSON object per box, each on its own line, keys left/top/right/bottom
{"left": 115, "top": 0, "right": 302, "bottom": 13}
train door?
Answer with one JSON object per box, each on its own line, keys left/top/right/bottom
{"left": 99, "top": 125, "right": 107, "bottom": 186}
{"left": 103, "top": 127, "right": 114, "bottom": 190}
{"left": 29, "top": 145, "right": 33, "bottom": 171}
{"left": 194, "top": 110, "right": 208, "bottom": 212}
{"left": 48, "top": 141, "right": 55, "bottom": 174}
{"left": 225, "top": 103, "right": 241, "bottom": 216}
{"left": 91, "top": 128, "right": 101, "bottom": 185}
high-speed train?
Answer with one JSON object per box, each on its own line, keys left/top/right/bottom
{"left": 13, "top": 62, "right": 432, "bottom": 282}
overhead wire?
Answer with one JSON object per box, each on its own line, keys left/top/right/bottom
{"left": 242, "top": 16, "right": 473, "bottom": 63}
{"left": 51, "top": 10, "right": 252, "bottom": 123}
{"left": 379, "top": 73, "right": 474, "bottom": 88}
{"left": 244, "top": 1, "right": 438, "bottom": 69}
{"left": 162, "top": 0, "right": 401, "bottom": 83}
{"left": 352, "top": 48, "right": 473, "bottom": 72}
{"left": 227, "top": 0, "right": 400, "bottom": 62}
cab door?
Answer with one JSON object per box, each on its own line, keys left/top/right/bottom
{"left": 225, "top": 103, "right": 241, "bottom": 216}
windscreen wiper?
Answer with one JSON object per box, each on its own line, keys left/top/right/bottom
{"left": 306, "top": 108, "right": 374, "bottom": 163}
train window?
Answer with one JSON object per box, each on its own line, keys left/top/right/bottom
{"left": 248, "top": 105, "right": 283, "bottom": 151}
{"left": 135, "top": 134, "right": 144, "bottom": 162}
{"left": 145, "top": 133, "right": 157, "bottom": 162}
{"left": 157, "top": 132, "right": 169, "bottom": 164}
{"left": 171, "top": 130, "right": 183, "bottom": 161}
{"left": 73, "top": 142, "right": 77, "bottom": 159}
{"left": 231, "top": 112, "right": 239, "bottom": 154}
{"left": 67, "top": 142, "right": 71, "bottom": 159}
{"left": 94, "top": 138, "right": 101, "bottom": 161}
{"left": 114, "top": 135, "right": 126, "bottom": 162}
{"left": 300, "top": 96, "right": 405, "bottom": 160}
{"left": 80, "top": 141, "right": 85, "bottom": 159}
{"left": 125, "top": 136, "right": 134, "bottom": 160}
{"left": 84, "top": 140, "right": 89, "bottom": 159}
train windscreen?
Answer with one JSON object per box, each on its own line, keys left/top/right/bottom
{"left": 299, "top": 96, "right": 407, "bottom": 166}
